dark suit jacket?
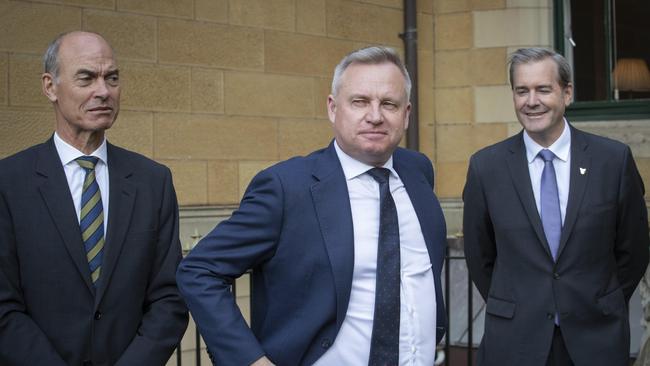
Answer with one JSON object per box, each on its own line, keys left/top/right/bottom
{"left": 463, "top": 125, "right": 649, "bottom": 366}
{"left": 0, "top": 138, "right": 188, "bottom": 366}
{"left": 177, "top": 142, "right": 447, "bottom": 366}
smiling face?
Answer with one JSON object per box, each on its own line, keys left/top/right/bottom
{"left": 42, "top": 32, "right": 120, "bottom": 146}
{"left": 327, "top": 62, "right": 410, "bottom": 166}
{"left": 512, "top": 58, "right": 572, "bottom": 147}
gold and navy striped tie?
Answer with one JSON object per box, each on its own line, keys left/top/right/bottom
{"left": 76, "top": 156, "right": 104, "bottom": 286}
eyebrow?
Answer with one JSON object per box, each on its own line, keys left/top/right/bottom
{"left": 74, "top": 68, "right": 119, "bottom": 77}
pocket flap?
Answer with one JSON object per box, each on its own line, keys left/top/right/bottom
{"left": 486, "top": 296, "right": 516, "bottom": 319}
{"left": 597, "top": 288, "right": 625, "bottom": 315}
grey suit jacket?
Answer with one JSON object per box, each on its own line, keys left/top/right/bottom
{"left": 463, "top": 125, "right": 649, "bottom": 366}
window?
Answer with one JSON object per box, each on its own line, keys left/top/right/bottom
{"left": 554, "top": 0, "right": 650, "bottom": 120}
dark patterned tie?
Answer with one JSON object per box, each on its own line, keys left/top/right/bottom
{"left": 76, "top": 156, "right": 104, "bottom": 286}
{"left": 367, "top": 167, "right": 400, "bottom": 366}
{"left": 539, "top": 149, "right": 561, "bottom": 261}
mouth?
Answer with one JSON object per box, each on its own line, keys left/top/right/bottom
{"left": 87, "top": 106, "right": 114, "bottom": 113}
{"left": 524, "top": 110, "right": 547, "bottom": 118}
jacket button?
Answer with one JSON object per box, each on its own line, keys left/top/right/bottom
{"left": 94, "top": 311, "right": 102, "bottom": 320}
{"left": 321, "top": 338, "right": 331, "bottom": 348}
{"left": 553, "top": 272, "right": 560, "bottom": 280}
{"left": 82, "top": 361, "right": 92, "bottom": 366}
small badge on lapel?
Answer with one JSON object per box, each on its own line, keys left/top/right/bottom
{"left": 579, "top": 167, "right": 587, "bottom": 175}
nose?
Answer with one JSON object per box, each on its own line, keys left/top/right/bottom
{"left": 365, "top": 102, "right": 383, "bottom": 125}
{"left": 525, "top": 91, "right": 539, "bottom": 107}
{"left": 93, "top": 79, "right": 110, "bottom": 100}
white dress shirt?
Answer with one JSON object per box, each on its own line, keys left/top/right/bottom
{"left": 314, "top": 142, "right": 437, "bottom": 366}
{"left": 53, "top": 132, "right": 109, "bottom": 235}
{"left": 523, "top": 119, "right": 571, "bottom": 224}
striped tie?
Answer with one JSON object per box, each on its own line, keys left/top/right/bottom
{"left": 76, "top": 156, "right": 104, "bottom": 286}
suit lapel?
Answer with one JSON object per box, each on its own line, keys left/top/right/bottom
{"left": 506, "top": 133, "right": 554, "bottom": 259}
{"left": 95, "top": 143, "right": 136, "bottom": 304}
{"left": 36, "top": 139, "right": 95, "bottom": 294}
{"left": 310, "top": 143, "right": 354, "bottom": 330}
{"left": 557, "top": 128, "right": 590, "bottom": 260}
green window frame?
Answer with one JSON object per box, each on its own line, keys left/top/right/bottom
{"left": 553, "top": 0, "right": 650, "bottom": 121}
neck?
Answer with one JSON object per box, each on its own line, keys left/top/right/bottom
{"left": 56, "top": 127, "right": 104, "bottom": 155}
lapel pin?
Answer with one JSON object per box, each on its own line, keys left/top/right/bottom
{"left": 579, "top": 167, "right": 586, "bottom": 175}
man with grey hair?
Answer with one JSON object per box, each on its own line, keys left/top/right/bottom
{"left": 0, "top": 31, "right": 188, "bottom": 365}
{"left": 177, "top": 46, "right": 447, "bottom": 365}
{"left": 464, "top": 47, "right": 649, "bottom": 365}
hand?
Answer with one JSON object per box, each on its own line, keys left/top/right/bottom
{"left": 250, "top": 356, "right": 275, "bottom": 366}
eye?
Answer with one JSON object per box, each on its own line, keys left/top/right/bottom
{"left": 351, "top": 99, "right": 368, "bottom": 107}
{"left": 382, "top": 101, "right": 398, "bottom": 111}
{"left": 515, "top": 89, "right": 528, "bottom": 96}
{"left": 106, "top": 74, "right": 119, "bottom": 86}
{"left": 538, "top": 87, "right": 551, "bottom": 94}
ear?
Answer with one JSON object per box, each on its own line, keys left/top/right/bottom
{"left": 563, "top": 82, "right": 573, "bottom": 106}
{"left": 42, "top": 73, "right": 58, "bottom": 102}
{"left": 327, "top": 95, "right": 336, "bottom": 124}
{"left": 403, "top": 102, "right": 411, "bottom": 130}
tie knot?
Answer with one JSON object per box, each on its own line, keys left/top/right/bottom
{"left": 76, "top": 156, "right": 99, "bottom": 171}
{"left": 367, "top": 167, "right": 391, "bottom": 184}
{"left": 538, "top": 149, "right": 556, "bottom": 163}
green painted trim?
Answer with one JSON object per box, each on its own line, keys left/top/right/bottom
{"left": 604, "top": 0, "right": 613, "bottom": 99}
{"left": 553, "top": 0, "right": 565, "bottom": 52}
{"left": 566, "top": 100, "right": 650, "bottom": 121}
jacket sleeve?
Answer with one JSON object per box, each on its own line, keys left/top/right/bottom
{"left": 115, "top": 167, "right": 189, "bottom": 365}
{"left": 0, "top": 189, "right": 67, "bottom": 366}
{"left": 176, "top": 168, "right": 284, "bottom": 366}
{"left": 614, "top": 146, "right": 650, "bottom": 301}
{"left": 463, "top": 155, "right": 496, "bottom": 300}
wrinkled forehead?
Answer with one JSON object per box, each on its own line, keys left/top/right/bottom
{"left": 58, "top": 33, "right": 117, "bottom": 72}
{"left": 339, "top": 63, "right": 408, "bottom": 97}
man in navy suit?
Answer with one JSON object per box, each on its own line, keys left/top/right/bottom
{"left": 177, "top": 46, "right": 447, "bottom": 365}
{"left": 0, "top": 31, "right": 188, "bottom": 365}
{"left": 463, "top": 48, "right": 649, "bottom": 365}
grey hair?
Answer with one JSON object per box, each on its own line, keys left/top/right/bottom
{"left": 43, "top": 31, "right": 114, "bottom": 82}
{"left": 508, "top": 47, "right": 572, "bottom": 89}
{"left": 331, "top": 46, "right": 412, "bottom": 100}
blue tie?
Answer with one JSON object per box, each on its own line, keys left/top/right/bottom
{"left": 76, "top": 156, "right": 104, "bottom": 286}
{"left": 367, "top": 168, "right": 400, "bottom": 366}
{"left": 539, "top": 149, "right": 561, "bottom": 261}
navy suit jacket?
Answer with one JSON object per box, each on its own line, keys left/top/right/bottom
{"left": 0, "top": 138, "right": 188, "bottom": 366}
{"left": 177, "top": 142, "right": 447, "bottom": 365}
{"left": 463, "top": 126, "right": 649, "bottom": 365}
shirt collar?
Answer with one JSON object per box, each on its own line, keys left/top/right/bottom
{"left": 333, "top": 140, "right": 395, "bottom": 180}
{"left": 53, "top": 132, "right": 108, "bottom": 167}
{"left": 523, "top": 118, "right": 571, "bottom": 164}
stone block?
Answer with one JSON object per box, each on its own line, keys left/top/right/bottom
{"left": 435, "top": 50, "right": 471, "bottom": 87}
{"left": 577, "top": 120, "right": 650, "bottom": 159}
{"left": 419, "top": 50, "right": 434, "bottom": 90}
{"left": 434, "top": 0, "right": 470, "bottom": 14}
{"left": 238, "top": 160, "right": 277, "bottom": 198}
{"left": 471, "top": 0, "right": 506, "bottom": 10}
{"left": 355, "top": 0, "right": 401, "bottom": 8}
{"left": 278, "top": 118, "right": 333, "bottom": 159}
{"left": 507, "top": 0, "right": 550, "bottom": 7}
{"left": 116, "top": 0, "right": 193, "bottom": 18}
{"left": 84, "top": 10, "right": 156, "bottom": 62}
{"left": 207, "top": 160, "right": 239, "bottom": 205}
{"left": 418, "top": 13, "right": 434, "bottom": 51}
{"left": 9, "top": 54, "right": 49, "bottom": 108}
{"left": 435, "top": 12, "right": 472, "bottom": 50}
{"left": 326, "top": 1, "right": 402, "bottom": 46}
{"left": 418, "top": 0, "right": 433, "bottom": 14}
{"left": 229, "top": 0, "right": 295, "bottom": 31}
{"left": 120, "top": 62, "right": 191, "bottom": 112}
{"left": 437, "top": 123, "right": 507, "bottom": 162}
{"left": 636, "top": 158, "right": 650, "bottom": 190}
{"left": 435, "top": 161, "right": 469, "bottom": 198}
{"left": 0, "top": 1, "right": 81, "bottom": 54}
{"left": 0, "top": 53, "right": 8, "bottom": 106}
{"left": 105, "top": 111, "right": 153, "bottom": 158}
{"left": 470, "top": 47, "right": 508, "bottom": 85}
{"left": 418, "top": 82, "right": 435, "bottom": 126}
{"left": 224, "top": 72, "right": 314, "bottom": 118}
{"left": 191, "top": 68, "right": 224, "bottom": 114}
{"left": 473, "top": 8, "right": 551, "bottom": 48}
{"left": 195, "top": 0, "right": 228, "bottom": 23}
{"left": 435, "top": 87, "right": 473, "bottom": 124}
{"left": 474, "top": 85, "right": 517, "bottom": 123}
{"left": 314, "top": 77, "right": 332, "bottom": 118}
{"left": 418, "top": 118, "right": 436, "bottom": 162}
{"left": 154, "top": 113, "right": 278, "bottom": 160}
{"left": 297, "top": 0, "right": 326, "bottom": 35}
{"left": 159, "top": 19, "right": 264, "bottom": 71}
{"left": 33, "top": 0, "right": 114, "bottom": 9}
{"left": 0, "top": 109, "right": 53, "bottom": 158}
{"left": 265, "top": 31, "right": 357, "bottom": 77}
{"left": 162, "top": 160, "right": 208, "bottom": 206}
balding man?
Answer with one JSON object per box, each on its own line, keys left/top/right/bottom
{"left": 0, "top": 31, "right": 188, "bottom": 366}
